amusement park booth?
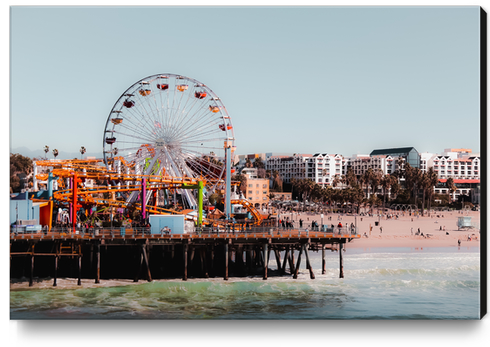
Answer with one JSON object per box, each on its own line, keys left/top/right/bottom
{"left": 10, "top": 191, "right": 53, "bottom": 231}
{"left": 149, "top": 215, "right": 195, "bottom": 235}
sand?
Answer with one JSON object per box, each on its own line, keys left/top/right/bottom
{"left": 278, "top": 210, "right": 481, "bottom": 250}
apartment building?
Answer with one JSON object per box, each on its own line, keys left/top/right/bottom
{"left": 265, "top": 154, "right": 311, "bottom": 184}
{"left": 350, "top": 154, "right": 399, "bottom": 176}
{"left": 305, "top": 153, "right": 344, "bottom": 185}
{"left": 244, "top": 177, "right": 270, "bottom": 208}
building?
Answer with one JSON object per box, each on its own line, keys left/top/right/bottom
{"left": 305, "top": 153, "right": 345, "bottom": 185}
{"left": 271, "top": 192, "right": 292, "bottom": 201}
{"left": 234, "top": 152, "right": 290, "bottom": 169}
{"left": 266, "top": 154, "right": 311, "bottom": 184}
{"left": 350, "top": 154, "right": 398, "bottom": 176}
{"left": 370, "top": 147, "right": 420, "bottom": 169}
{"left": 244, "top": 177, "right": 270, "bottom": 209}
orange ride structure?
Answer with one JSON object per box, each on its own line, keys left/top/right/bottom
{"left": 33, "top": 74, "right": 265, "bottom": 231}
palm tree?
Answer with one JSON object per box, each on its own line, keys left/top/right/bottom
{"left": 426, "top": 167, "right": 439, "bottom": 213}
{"left": 349, "top": 186, "right": 364, "bottom": 214}
{"left": 322, "top": 186, "right": 335, "bottom": 213}
{"left": 345, "top": 167, "right": 357, "bottom": 188}
{"left": 44, "top": 145, "right": 49, "bottom": 159}
{"left": 380, "top": 174, "right": 395, "bottom": 212}
{"left": 80, "top": 146, "right": 86, "bottom": 159}
{"left": 300, "top": 179, "right": 315, "bottom": 211}
{"left": 412, "top": 168, "right": 423, "bottom": 210}
{"left": 419, "top": 172, "right": 430, "bottom": 216}
{"left": 272, "top": 170, "right": 283, "bottom": 192}
{"left": 446, "top": 177, "right": 456, "bottom": 205}
{"left": 362, "top": 168, "right": 374, "bottom": 198}
{"left": 52, "top": 149, "right": 59, "bottom": 159}
{"left": 390, "top": 179, "right": 401, "bottom": 201}
{"left": 358, "top": 174, "right": 367, "bottom": 200}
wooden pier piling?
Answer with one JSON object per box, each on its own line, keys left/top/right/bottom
{"left": 224, "top": 241, "right": 229, "bottom": 280}
{"left": 304, "top": 244, "right": 315, "bottom": 280}
{"left": 53, "top": 255, "right": 58, "bottom": 286}
{"left": 263, "top": 243, "right": 268, "bottom": 280}
{"left": 95, "top": 242, "right": 100, "bottom": 284}
{"left": 339, "top": 241, "right": 344, "bottom": 279}
{"left": 322, "top": 244, "right": 326, "bottom": 274}
{"left": 293, "top": 245, "right": 303, "bottom": 279}
{"left": 183, "top": 242, "right": 188, "bottom": 281}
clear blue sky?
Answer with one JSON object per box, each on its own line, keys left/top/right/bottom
{"left": 9, "top": 6, "right": 481, "bottom": 158}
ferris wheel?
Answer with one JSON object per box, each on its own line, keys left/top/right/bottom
{"left": 103, "top": 74, "right": 235, "bottom": 208}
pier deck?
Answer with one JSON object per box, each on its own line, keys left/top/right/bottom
{"left": 10, "top": 227, "right": 360, "bottom": 286}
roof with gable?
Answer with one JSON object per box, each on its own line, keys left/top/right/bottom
{"left": 370, "top": 147, "right": 418, "bottom": 156}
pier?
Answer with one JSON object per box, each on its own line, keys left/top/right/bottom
{"left": 10, "top": 227, "right": 360, "bottom": 286}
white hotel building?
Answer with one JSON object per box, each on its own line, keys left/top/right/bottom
{"left": 266, "top": 153, "right": 346, "bottom": 186}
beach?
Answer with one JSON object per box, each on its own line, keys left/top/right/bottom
{"left": 279, "top": 210, "right": 481, "bottom": 250}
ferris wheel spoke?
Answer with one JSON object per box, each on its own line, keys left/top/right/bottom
{"left": 172, "top": 107, "right": 220, "bottom": 141}
{"left": 182, "top": 122, "right": 224, "bottom": 142}
{"left": 179, "top": 154, "right": 223, "bottom": 180}
{"left": 170, "top": 84, "right": 203, "bottom": 134}
{"left": 118, "top": 104, "right": 160, "bottom": 140}
{"left": 114, "top": 127, "right": 158, "bottom": 144}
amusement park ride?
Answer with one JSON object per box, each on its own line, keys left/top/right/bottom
{"left": 32, "top": 74, "right": 264, "bottom": 232}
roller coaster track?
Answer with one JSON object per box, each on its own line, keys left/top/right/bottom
{"left": 230, "top": 199, "right": 264, "bottom": 225}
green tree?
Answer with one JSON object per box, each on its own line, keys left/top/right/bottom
{"left": 253, "top": 156, "right": 265, "bottom": 169}
{"left": 245, "top": 157, "right": 252, "bottom": 168}
{"left": 10, "top": 153, "right": 33, "bottom": 193}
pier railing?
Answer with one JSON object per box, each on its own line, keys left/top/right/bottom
{"left": 10, "top": 225, "right": 358, "bottom": 240}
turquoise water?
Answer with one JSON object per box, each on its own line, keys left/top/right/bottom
{"left": 10, "top": 247, "right": 480, "bottom": 320}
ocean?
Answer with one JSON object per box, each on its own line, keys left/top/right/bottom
{"left": 10, "top": 246, "right": 480, "bottom": 320}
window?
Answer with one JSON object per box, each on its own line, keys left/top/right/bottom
{"left": 263, "top": 184, "right": 267, "bottom": 188}
{"left": 248, "top": 191, "right": 252, "bottom": 195}
{"left": 263, "top": 191, "right": 267, "bottom": 195}
{"left": 248, "top": 184, "right": 252, "bottom": 188}
{"left": 256, "top": 184, "right": 259, "bottom": 188}
{"left": 256, "top": 191, "right": 259, "bottom": 195}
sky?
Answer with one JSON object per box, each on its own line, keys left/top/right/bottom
{"left": 9, "top": 5, "right": 481, "bottom": 160}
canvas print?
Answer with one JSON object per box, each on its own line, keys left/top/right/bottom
{"left": 9, "top": 6, "right": 484, "bottom": 321}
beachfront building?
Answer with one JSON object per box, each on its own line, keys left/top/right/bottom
{"left": 431, "top": 149, "right": 480, "bottom": 204}
{"left": 305, "top": 153, "right": 345, "bottom": 185}
{"left": 235, "top": 152, "right": 290, "bottom": 171}
{"left": 265, "top": 154, "right": 311, "bottom": 184}
{"left": 350, "top": 154, "right": 398, "bottom": 177}
{"left": 265, "top": 153, "right": 347, "bottom": 186}
{"left": 370, "top": 147, "right": 420, "bottom": 169}
{"left": 241, "top": 167, "right": 258, "bottom": 179}
{"left": 243, "top": 177, "right": 270, "bottom": 208}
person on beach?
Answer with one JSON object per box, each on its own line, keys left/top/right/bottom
{"left": 299, "top": 219, "right": 303, "bottom": 228}
{"left": 458, "top": 239, "right": 461, "bottom": 246}
{"left": 411, "top": 228, "right": 413, "bottom": 235}
{"left": 380, "top": 227, "right": 382, "bottom": 233}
